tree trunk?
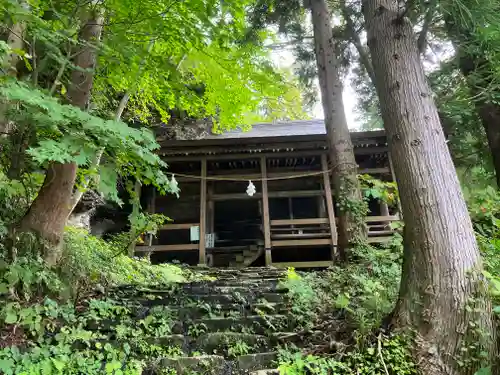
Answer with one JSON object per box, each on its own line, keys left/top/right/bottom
{"left": 444, "top": 17, "right": 500, "bottom": 187}
{"left": 363, "top": 1, "right": 496, "bottom": 374}
{"left": 309, "top": 0, "right": 367, "bottom": 257}
{"left": 17, "top": 10, "right": 104, "bottom": 265}
{"left": 459, "top": 56, "right": 500, "bottom": 188}
{"left": 0, "top": 0, "right": 28, "bottom": 136}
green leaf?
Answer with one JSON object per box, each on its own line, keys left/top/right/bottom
{"left": 51, "top": 358, "right": 66, "bottom": 371}
{"left": 334, "top": 293, "right": 350, "bottom": 309}
{"left": 5, "top": 311, "right": 18, "bottom": 324}
{"left": 0, "top": 283, "right": 8, "bottom": 294}
{"left": 0, "top": 358, "right": 14, "bottom": 375}
{"left": 474, "top": 367, "right": 492, "bottom": 375}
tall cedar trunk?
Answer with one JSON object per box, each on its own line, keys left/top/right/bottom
{"left": 444, "top": 18, "right": 500, "bottom": 187}
{"left": 363, "top": 1, "right": 496, "bottom": 374}
{"left": 310, "top": 0, "right": 366, "bottom": 256}
{"left": 0, "top": 1, "right": 28, "bottom": 136}
{"left": 18, "top": 11, "right": 104, "bottom": 265}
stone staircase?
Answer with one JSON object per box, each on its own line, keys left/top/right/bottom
{"left": 90, "top": 267, "right": 298, "bottom": 374}
{"left": 208, "top": 245, "right": 264, "bottom": 268}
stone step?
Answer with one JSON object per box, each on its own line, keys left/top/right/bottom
{"left": 159, "top": 291, "right": 286, "bottom": 306}
{"left": 174, "top": 302, "right": 288, "bottom": 320}
{"left": 157, "top": 355, "right": 226, "bottom": 375}
{"left": 151, "top": 332, "right": 271, "bottom": 355}
{"left": 181, "top": 284, "right": 287, "bottom": 295}
{"left": 179, "top": 315, "right": 289, "bottom": 335}
{"left": 250, "top": 369, "right": 279, "bottom": 375}
{"left": 184, "top": 278, "right": 281, "bottom": 288}
{"left": 193, "top": 332, "right": 270, "bottom": 355}
{"left": 152, "top": 352, "right": 278, "bottom": 375}
{"left": 194, "top": 269, "right": 285, "bottom": 280}
{"left": 236, "top": 352, "right": 278, "bottom": 372}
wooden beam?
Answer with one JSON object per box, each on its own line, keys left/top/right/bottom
{"left": 368, "top": 230, "right": 395, "bottom": 236}
{"left": 272, "top": 261, "right": 334, "bottom": 269}
{"left": 367, "top": 237, "right": 393, "bottom": 244}
{"left": 161, "top": 145, "right": 388, "bottom": 162}
{"left": 321, "top": 154, "right": 338, "bottom": 258}
{"left": 261, "top": 156, "right": 272, "bottom": 266}
{"left": 173, "top": 167, "right": 389, "bottom": 183}
{"left": 135, "top": 244, "right": 199, "bottom": 252}
{"left": 364, "top": 215, "right": 399, "bottom": 223}
{"left": 358, "top": 167, "right": 390, "bottom": 174}
{"left": 270, "top": 218, "right": 329, "bottom": 226}
{"left": 272, "top": 233, "right": 331, "bottom": 239}
{"left": 271, "top": 238, "right": 332, "bottom": 247}
{"left": 199, "top": 158, "right": 207, "bottom": 265}
{"left": 160, "top": 223, "right": 199, "bottom": 230}
{"left": 211, "top": 189, "right": 323, "bottom": 201}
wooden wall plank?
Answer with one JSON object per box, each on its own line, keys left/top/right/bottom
{"left": 271, "top": 238, "right": 332, "bottom": 247}
{"left": 364, "top": 215, "right": 400, "bottom": 223}
{"left": 135, "top": 244, "right": 199, "bottom": 252}
{"left": 270, "top": 218, "right": 329, "bottom": 226}
{"left": 160, "top": 223, "right": 199, "bottom": 230}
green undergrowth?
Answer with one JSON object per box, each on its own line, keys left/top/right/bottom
{"left": 0, "top": 228, "right": 206, "bottom": 374}
{"left": 277, "top": 233, "right": 500, "bottom": 374}
{"left": 275, "top": 243, "right": 414, "bottom": 374}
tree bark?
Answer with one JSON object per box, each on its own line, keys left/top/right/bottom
{"left": 17, "top": 10, "right": 104, "bottom": 265}
{"left": 309, "top": 0, "right": 367, "bottom": 257}
{"left": 363, "top": 1, "right": 496, "bottom": 374}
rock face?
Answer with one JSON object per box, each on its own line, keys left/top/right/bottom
{"left": 86, "top": 267, "right": 292, "bottom": 374}
{"left": 67, "top": 190, "right": 105, "bottom": 231}
{"left": 154, "top": 117, "right": 214, "bottom": 141}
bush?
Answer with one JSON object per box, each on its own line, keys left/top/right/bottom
{"left": 61, "top": 227, "right": 189, "bottom": 292}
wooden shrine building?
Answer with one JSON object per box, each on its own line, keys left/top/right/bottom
{"left": 135, "top": 119, "right": 400, "bottom": 268}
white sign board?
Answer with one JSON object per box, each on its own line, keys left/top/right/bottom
{"left": 190, "top": 226, "right": 200, "bottom": 242}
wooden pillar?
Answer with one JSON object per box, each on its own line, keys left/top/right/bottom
{"left": 317, "top": 195, "right": 326, "bottom": 218}
{"left": 321, "top": 154, "right": 338, "bottom": 258}
{"left": 146, "top": 187, "right": 156, "bottom": 246}
{"left": 288, "top": 197, "right": 294, "bottom": 231}
{"left": 128, "top": 180, "right": 142, "bottom": 257}
{"left": 207, "top": 184, "right": 215, "bottom": 234}
{"left": 199, "top": 158, "right": 207, "bottom": 265}
{"left": 380, "top": 200, "right": 390, "bottom": 228}
{"left": 388, "top": 151, "right": 403, "bottom": 219}
{"left": 261, "top": 156, "right": 272, "bottom": 266}
{"left": 206, "top": 184, "right": 215, "bottom": 267}
{"left": 380, "top": 201, "right": 390, "bottom": 217}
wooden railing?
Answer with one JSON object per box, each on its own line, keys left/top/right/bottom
{"left": 270, "top": 217, "right": 333, "bottom": 247}
{"left": 365, "top": 215, "right": 401, "bottom": 244}
{"left": 135, "top": 215, "right": 402, "bottom": 253}
{"left": 269, "top": 215, "right": 401, "bottom": 247}
{"left": 135, "top": 223, "right": 200, "bottom": 253}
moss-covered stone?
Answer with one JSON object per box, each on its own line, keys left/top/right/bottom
{"left": 159, "top": 355, "right": 226, "bottom": 374}
{"left": 194, "top": 332, "right": 269, "bottom": 354}
{"left": 236, "top": 352, "right": 278, "bottom": 372}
